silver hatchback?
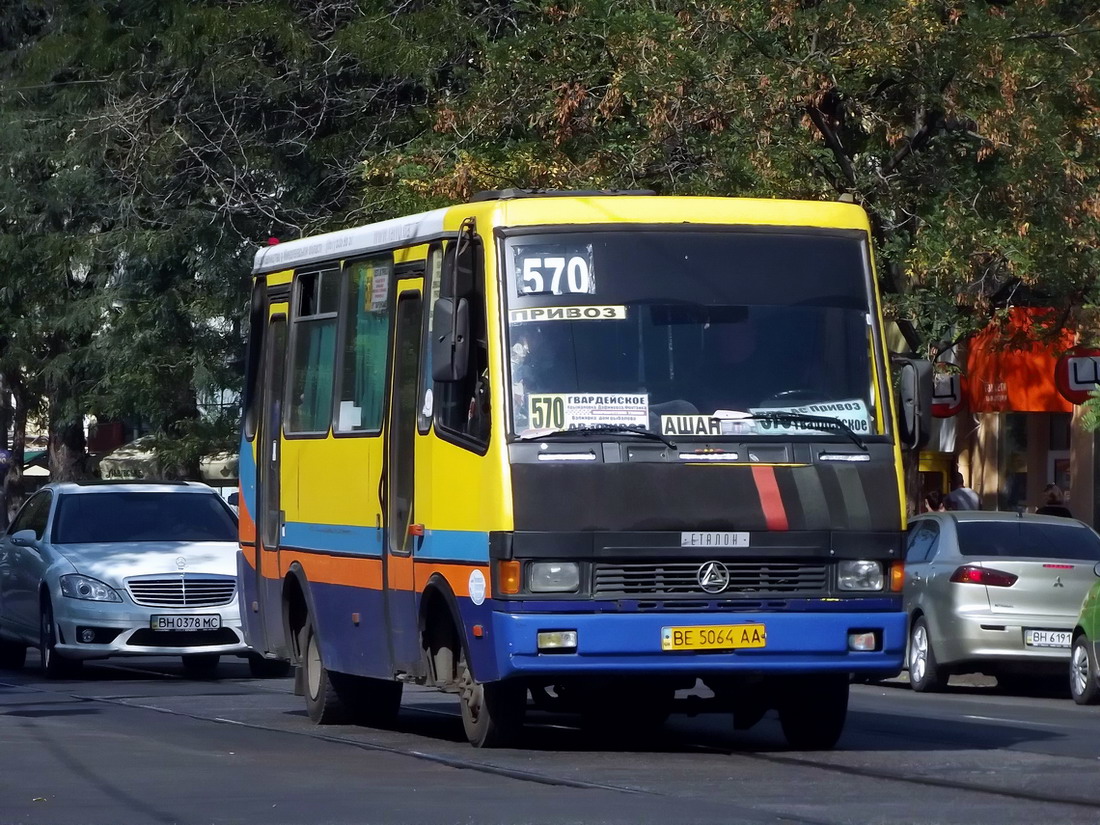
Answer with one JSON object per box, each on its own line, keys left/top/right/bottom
{"left": 904, "top": 511, "right": 1100, "bottom": 691}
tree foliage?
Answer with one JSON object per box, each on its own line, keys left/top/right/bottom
{"left": 364, "top": 0, "right": 1099, "bottom": 355}
{"left": 0, "top": 0, "right": 1098, "bottom": 514}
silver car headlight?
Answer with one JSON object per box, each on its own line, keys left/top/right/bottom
{"left": 528, "top": 562, "right": 580, "bottom": 593}
{"left": 837, "top": 560, "right": 884, "bottom": 591}
{"left": 60, "top": 574, "right": 123, "bottom": 602}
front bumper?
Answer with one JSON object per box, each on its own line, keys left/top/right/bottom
{"left": 488, "top": 609, "right": 906, "bottom": 678}
{"left": 52, "top": 596, "right": 249, "bottom": 661}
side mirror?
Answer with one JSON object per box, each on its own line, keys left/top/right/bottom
{"left": 1092, "top": 561, "right": 1100, "bottom": 578}
{"left": 431, "top": 297, "right": 470, "bottom": 383}
{"left": 10, "top": 529, "right": 37, "bottom": 547}
{"left": 897, "top": 358, "right": 932, "bottom": 451}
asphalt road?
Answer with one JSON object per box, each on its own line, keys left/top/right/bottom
{"left": 2, "top": 656, "right": 1099, "bottom": 825}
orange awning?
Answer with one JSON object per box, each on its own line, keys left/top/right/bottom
{"left": 965, "top": 307, "right": 1075, "bottom": 413}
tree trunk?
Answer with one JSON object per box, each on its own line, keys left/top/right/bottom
{"left": 2, "top": 385, "right": 29, "bottom": 526}
{"left": 49, "top": 416, "right": 89, "bottom": 482}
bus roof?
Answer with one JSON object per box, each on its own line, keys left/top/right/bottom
{"left": 251, "top": 195, "right": 869, "bottom": 275}
{"left": 252, "top": 207, "right": 452, "bottom": 275}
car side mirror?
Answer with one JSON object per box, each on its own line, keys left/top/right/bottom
{"left": 1093, "top": 561, "right": 1100, "bottom": 578}
{"left": 432, "top": 297, "right": 470, "bottom": 383}
{"left": 10, "top": 529, "right": 37, "bottom": 547}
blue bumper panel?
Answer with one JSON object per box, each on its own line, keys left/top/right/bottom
{"left": 490, "top": 610, "right": 906, "bottom": 677}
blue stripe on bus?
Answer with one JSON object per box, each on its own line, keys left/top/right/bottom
{"left": 238, "top": 439, "right": 256, "bottom": 509}
{"left": 415, "top": 529, "right": 490, "bottom": 562}
{"left": 282, "top": 522, "right": 383, "bottom": 556}
{"left": 279, "top": 523, "right": 488, "bottom": 560}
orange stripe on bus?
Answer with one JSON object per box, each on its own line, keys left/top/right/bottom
{"left": 751, "top": 465, "right": 789, "bottom": 531}
{"left": 238, "top": 493, "right": 256, "bottom": 543}
{"left": 284, "top": 554, "right": 384, "bottom": 590}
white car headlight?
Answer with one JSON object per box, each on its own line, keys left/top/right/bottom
{"left": 837, "top": 560, "right": 884, "bottom": 591}
{"left": 528, "top": 562, "right": 580, "bottom": 593}
{"left": 60, "top": 574, "right": 123, "bottom": 602}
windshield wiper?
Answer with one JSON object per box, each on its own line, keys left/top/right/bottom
{"left": 746, "top": 411, "right": 867, "bottom": 450}
{"left": 517, "top": 426, "right": 677, "bottom": 449}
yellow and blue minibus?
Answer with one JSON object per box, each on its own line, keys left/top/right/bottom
{"left": 238, "top": 190, "right": 930, "bottom": 749}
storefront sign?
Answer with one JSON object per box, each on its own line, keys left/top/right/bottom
{"left": 965, "top": 307, "right": 1074, "bottom": 413}
{"left": 931, "top": 373, "right": 965, "bottom": 418}
{"left": 1055, "top": 347, "right": 1100, "bottom": 405}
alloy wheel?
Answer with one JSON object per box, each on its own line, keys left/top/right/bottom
{"left": 910, "top": 624, "right": 928, "bottom": 683}
{"left": 1071, "top": 642, "right": 1090, "bottom": 697}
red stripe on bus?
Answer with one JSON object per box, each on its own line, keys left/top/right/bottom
{"left": 752, "top": 465, "right": 789, "bottom": 531}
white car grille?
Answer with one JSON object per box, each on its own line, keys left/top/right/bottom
{"left": 127, "top": 575, "right": 236, "bottom": 607}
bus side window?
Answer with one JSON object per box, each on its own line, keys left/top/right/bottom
{"left": 286, "top": 269, "right": 340, "bottom": 435}
{"left": 433, "top": 233, "right": 490, "bottom": 449}
{"left": 335, "top": 257, "right": 391, "bottom": 434}
{"left": 418, "top": 245, "right": 443, "bottom": 434}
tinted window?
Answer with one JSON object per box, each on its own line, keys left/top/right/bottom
{"left": 53, "top": 492, "right": 238, "bottom": 543}
{"left": 956, "top": 521, "right": 1100, "bottom": 561}
{"left": 436, "top": 236, "right": 490, "bottom": 446}
{"left": 906, "top": 521, "right": 940, "bottom": 563}
{"left": 10, "top": 492, "right": 52, "bottom": 540}
{"left": 287, "top": 269, "right": 340, "bottom": 434}
{"left": 335, "top": 257, "right": 391, "bottom": 434}
{"left": 504, "top": 230, "right": 877, "bottom": 438}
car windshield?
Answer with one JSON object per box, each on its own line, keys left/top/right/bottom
{"left": 53, "top": 492, "right": 238, "bottom": 543}
{"left": 504, "top": 229, "right": 881, "bottom": 439}
{"left": 956, "top": 521, "right": 1100, "bottom": 561}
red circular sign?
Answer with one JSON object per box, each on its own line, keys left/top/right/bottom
{"left": 931, "top": 373, "right": 965, "bottom": 418}
{"left": 1055, "top": 346, "right": 1100, "bottom": 404}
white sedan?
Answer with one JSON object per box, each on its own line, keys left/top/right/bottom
{"left": 0, "top": 480, "right": 270, "bottom": 678}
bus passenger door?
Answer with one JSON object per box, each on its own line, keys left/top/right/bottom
{"left": 384, "top": 290, "right": 422, "bottom": 674}
{"left": 255, "top": 314, "right": 288, "bottom": 657}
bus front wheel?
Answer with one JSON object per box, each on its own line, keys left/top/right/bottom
{"left": 457, "top": 647, "right": 524, "bottom": 748}
{"left": 776, "top": 673, "right": 849, "bottom": 750}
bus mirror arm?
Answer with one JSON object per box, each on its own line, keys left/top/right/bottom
{"left": 897, "top": 357, "right": 932, "bottom": 451}
{"left": 432, "top": 297, "right": 470, "bottom": 382}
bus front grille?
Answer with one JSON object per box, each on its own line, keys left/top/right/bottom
{"left": 593, "top": 561, "right": 828, "bottom": 597}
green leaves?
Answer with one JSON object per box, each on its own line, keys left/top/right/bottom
{"left": 2, "top": 0, "right": 1099, "bottom": 477}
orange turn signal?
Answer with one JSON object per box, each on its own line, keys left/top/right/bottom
{"left": 889, "top": 561, "right": 905, "bottom": 592}
{"left": 498, "top": 560, "right": 522, "bottom": 595}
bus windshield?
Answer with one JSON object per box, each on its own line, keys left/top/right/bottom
{"left": 504, "top": 228, "right": 881, "bottom": 440}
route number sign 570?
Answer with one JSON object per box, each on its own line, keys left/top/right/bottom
{"left": 514, "top": 245, "right": 596, "bottom": 296}
{"left": 530, "top": 395, "right": 566, "bottom": 430}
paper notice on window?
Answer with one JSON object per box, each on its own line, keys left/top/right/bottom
{"left": 749, "top": 399, "right": 871, "bottom": 435}
{"left": 527, "top": 393, "right": 649, "bottom": 431}
{"left": 369, "top": 263, "right": 390, "bottom": 312}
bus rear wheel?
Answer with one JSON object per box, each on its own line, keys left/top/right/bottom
{"left": 300, "top": 618, "right": 402, "bottom": 726}
{"left": 776, "top": 673, "right": 849, "bottom": 750}
{"left": 302, "top": 618, "right": 347, "bottom": 724}
{"left": 457, "top": 647, "right": 524, "bottom": 748}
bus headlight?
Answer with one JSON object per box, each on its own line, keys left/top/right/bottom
{"left": 837, "top": 560, "right": 884, "bottom": 591}
{"left": 528, "top": 562, "right": 580, "bottom": 593}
